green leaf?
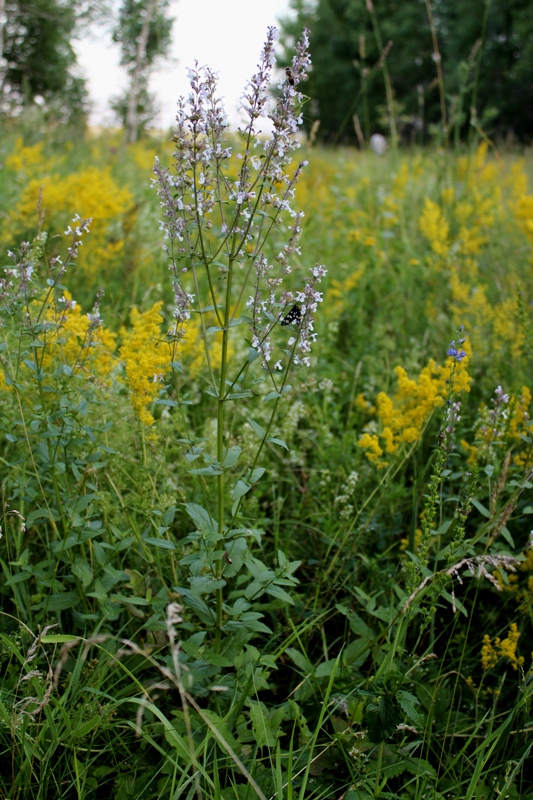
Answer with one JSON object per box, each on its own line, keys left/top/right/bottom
{"left": 315, "top": 659, "right": 338, "bottom": 678}
{"left": 363, "top": 695, "right": 401, "bottom": 743}
{"left": 189, "top": 465, "right": 224, "bottom": 475}
{"left": 86, "top": 580, "right": 107, "bottom": 606}
{"left": 232, "top": 480, "right": 250, "bottom": 503}
{"left": 26, "top": 508, "right": 58, "bottom": 526}
{"left": 267, "top": 437, "right": 289, "bottom": 450}
{"left": 248, "top": 418, "right": 266, "bottom": 440}
{"left": 72, "top": 559, "right": 93, "bottom": 589}
{"left": 223, "top": 446, "right": 241, "bottom": 468}
{"left": 185, "top": 503, "right": 217, "bottom": 533}
{"left": 499, "top": 526, "right": 515, "bottom": 548}
{"left": 250, "top": 467, "right": 266, "bottom": 483}
{"left": 37, "top": 592, "right": 80, "bottom": 611}
{"left": 397, "top": 690, "right": 424, "bottom": 727}
{"left": 41, "top": 635, "right": 80, "bottom": 644}
{"left": 144, "top": 537, "right": 176, "bottom": 550}
{"left": 471, "top": 498, "right": 491, "bottom": 518}
{"left": 111, "top": 594, "right": 149, "bottom": 606}
{"left": 265, "top": 584, "right": 295, "bottom": 605}
{"left": 72, "top": 715, "right": 100, "bottom": 738}
{"left": 247, "top": 700, "right": 277, "bottom": 748}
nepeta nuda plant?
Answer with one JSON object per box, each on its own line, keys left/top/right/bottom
{"left": 153, "top": 28, "right": 325, "bottom": 653}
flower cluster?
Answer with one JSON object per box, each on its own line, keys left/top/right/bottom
{"left": 153, "top": 27, "right": 321, "bottom": 375}
{"left": 358, "top": 349, "right": 472, "bottom": 468}
{"left": 481, "top": 622, "right": 524, "bottom": 671}
{"left": 119, "top": 302, "right": 169, "bottom": 426}
{"left": 1, "top": 168, "right": 131, "bottom": 283}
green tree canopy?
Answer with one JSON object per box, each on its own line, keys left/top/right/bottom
{"left": 279, "top": 0, "right": 533, "bottom": 144}
{"left": 1, "top": 0, "right": 88, "bottom": 123}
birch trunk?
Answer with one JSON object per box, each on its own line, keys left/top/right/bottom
{"left": 125, "top": 0, "right": 158, "bottom": 144}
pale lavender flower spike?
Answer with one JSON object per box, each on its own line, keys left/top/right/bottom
{"left": 153, "top": 27, "right": 326, "bottom": 370}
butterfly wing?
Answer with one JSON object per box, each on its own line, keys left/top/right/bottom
{"left": 280, "top": 304, "right": 302, "bottom": 326}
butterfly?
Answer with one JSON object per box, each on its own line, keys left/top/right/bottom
{"left": 280, "top": 304, "right": 302, "bottom": 326}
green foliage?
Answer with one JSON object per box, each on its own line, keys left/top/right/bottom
{"left": 1, "top": 0, "right": 88, "bottom": 126}
{"left": 279, "top": 0, "right": 533, "bottom": 143}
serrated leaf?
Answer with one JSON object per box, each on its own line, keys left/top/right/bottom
{"left": 184, "top": 503, "right": 217, "bottom": 532}
{"left": 397, "top": 690, "right": 424, "bottom": 727}
{"left": 265, "top": 583, "right": 295, "bottom": 605}
{"left": 363, "top": 695, "right": 401, "bottom": 743}
{"left": 247, "top": 700, "right": 277, "bottom": 748}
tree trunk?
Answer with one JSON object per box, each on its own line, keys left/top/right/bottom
{"left": 125, "top": 0, "right": 158, "bottom": 144}
{"left": 0, "top": 0, "right": 6, "bottom": 101}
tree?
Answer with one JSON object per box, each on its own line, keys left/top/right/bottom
{"left": 278, "top": 0, "right": 533, "bottom": 144}
{"left": 1, "top": 0, "right": 89, "bottom": 124}
{"left": 111, "top": 0, "right": 174, "bottom": 142}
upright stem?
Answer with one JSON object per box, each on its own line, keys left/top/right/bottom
{"left": 365, "top": 0, "right": 397, "bottom": 148}
{"left": 374, "top": 742, "right": 384, "bottom": 797}
{"left": 424, "top": 0, "right": 447, "bottom": 138}
{"left": 214, "top": 255, "right": 234, "bottom": 653}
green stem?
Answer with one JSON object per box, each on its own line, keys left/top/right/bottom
{"left": 374, "top": 742, "right": 384, "bottom": 797}
{"left": 214, "top": 256, "right": 234, "bottom": 653}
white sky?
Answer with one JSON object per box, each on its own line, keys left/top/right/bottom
{"left": 75, "top": 0, "right": 294, "bottom": 129}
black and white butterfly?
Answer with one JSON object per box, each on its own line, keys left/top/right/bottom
{"left": 280, "top": 304, "right": 302, "bottom": 327}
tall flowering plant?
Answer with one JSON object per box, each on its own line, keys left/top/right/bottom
{"left": 153, "top": 28, "right": 326, "bottom": 653}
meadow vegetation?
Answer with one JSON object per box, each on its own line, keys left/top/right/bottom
{"left": 1, "top": 31, "right": 533, "bottom": 800}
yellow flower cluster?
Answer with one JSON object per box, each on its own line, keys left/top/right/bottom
{"left": 419, "top": 198, "right": 450, "bottom": 256}
{"left": 420, "top": 144, "right": 502, "bottom": 261}
{"left": 358, "top": 352, "right": 471, "bottom": 468}
{"left": 5, "top": 138, "right": 50, "bottom": 175}
{"left": 40, "top": 294, "right": 117, "bottom": 379}
{"left": 0, "top": 369, "right": 12, "bottom": 392}
{"left": 119, "top": 302, "right": 169, "bottom": 426}
{"left": 1, "top": 167, "right": 132, "bottom": 282}
{"left": 481, "top": 622, "right": 524, "bottom": 671}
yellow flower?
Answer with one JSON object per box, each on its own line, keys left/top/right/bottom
{"left": 0, "top": 369, "right": 12, "bottom": 392}
{"left": 120, "top": 302, "right": 169, "bottom": 426}
{"left": 358, "top": 354, "right": 471, "bottom": 468}
{"left": 481, "top": 623, "right": 524, "bottom": 671}
{"left": 419, "top": 198, "right": 449, "bottom": 256}
{"left": 357, "top": 433, "right": 385, "bottom": 468}
{"left": 1, "top": 167, "right": 132, "bottom": 282}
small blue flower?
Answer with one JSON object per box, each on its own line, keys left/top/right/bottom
{"left": 447, "top": 340, "right": 466, "bottom": 361}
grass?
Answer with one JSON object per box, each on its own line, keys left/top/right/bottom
{"left": 0, "top": 109, "right": 533, "bottom": 799}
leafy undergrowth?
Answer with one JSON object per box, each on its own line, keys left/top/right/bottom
{"left": 1, "top": 112, "right": 533, "bottom": 799}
